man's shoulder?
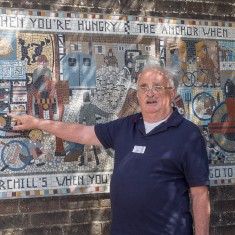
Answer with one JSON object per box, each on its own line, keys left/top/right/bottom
{"left": 118, "top": 112, "right": 141, "bottom": 121}
{"left": 177, "top": 117, "right": 203, "bottom": 141}
{"left": 182, "top": 117, "right": 200, "bottom": 129}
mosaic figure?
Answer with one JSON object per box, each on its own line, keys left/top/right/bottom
{"left": 124, "top": 50, "right": 142, "bottom": 78}
{"left": 9, "top": 130, "right": 51, "bottom": 166}
{"left": 219, "top": 45, "right": 229, "bottom": 61}
{"left": 195, "top": 41, "right": 218, "bottom": 87}
{"left": 64, "top": 92, "right": 109, "bottom": 165}
{"left": 32, "top": 55, "right": 52, "bottom": 83}
{"left": 31, "top": 38, "right": 51, "bottom": 63}
{"left": 103, "top": 48, "right": 118, "bottom": 67}
{"left": 227, "top": 50, "right": 234, "bottom": 61}
{"left": 169, "top": 43, "right": 181, "bottom": 71}
{"left": 18, "top": 38, "right": 31, "bottom": 65}
{"left": 0, "top": 130, "right": 52, "bottom": 171}
{"left": 169, "top": 40, "right": 189, "bottom": 86}
{"left": 28, "top": 56, "right": 65, "bottom": 156}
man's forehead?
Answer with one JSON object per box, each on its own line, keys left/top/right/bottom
{"left": 139, "top": 80, "right": 162, "bottom": 85}
{"left": 139, "top": 69, "right": 167, "bottom": 84}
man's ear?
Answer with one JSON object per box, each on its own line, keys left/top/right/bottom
{"left": 170, "top": 88, "right": 176, "bottom": 102}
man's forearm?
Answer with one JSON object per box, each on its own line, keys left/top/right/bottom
{"left": 37, "top": 118, "right": 99, "bottom": 145}
{"left": 191, "top": 186, "right": 210, "bottom": 235}
{"left": 10, "top": 114, "right": 100, "bottom": 146}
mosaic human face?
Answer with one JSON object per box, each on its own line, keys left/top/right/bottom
{"left": 38, "top": 61, "right": 48, "bottom": 69}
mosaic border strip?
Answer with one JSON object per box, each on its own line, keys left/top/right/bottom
{"left": 210, "top": 165, "right": 235, "bottom": 186}
{"left": 0, "top": 185, "right": 110, "bottom": 199}
{"left": 0, "top": 172, "right": 112, "bottom": 199}
{"left": 0, "top": 11, "right": 233, "bottom": 39}
{"left": 210, "top": 179, "right": 234, "bottom": 186}
{"left": 1, "top": 8, "right": 235, "bottom": 28}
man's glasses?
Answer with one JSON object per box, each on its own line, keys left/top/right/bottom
{"left": 138, "top": 85, "right": 173, "bottom": 93}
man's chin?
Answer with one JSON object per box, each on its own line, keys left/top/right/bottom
{"left": 144, "top": 107, "right": 160, "bottom": 114}
{"left": 145, "top": 103, "right": 159, "bottom": 109}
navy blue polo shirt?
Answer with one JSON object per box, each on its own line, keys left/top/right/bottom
{"left": 95, "top": 108, "right": 209, "bottom": 235}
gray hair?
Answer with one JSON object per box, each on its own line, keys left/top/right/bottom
{"left": 138, "top": 64, "right": 177, "bottom": 88}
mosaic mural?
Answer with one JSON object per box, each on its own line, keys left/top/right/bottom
{"left": 0, "top": 8, "right": 234, "bottom": 198}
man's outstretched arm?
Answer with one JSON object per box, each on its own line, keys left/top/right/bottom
{"left": 8, "top": 114, "right": 101, "bottom": 146}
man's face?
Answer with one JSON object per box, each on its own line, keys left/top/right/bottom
{"left": 137, "top": 68, "right": 176, "bottom": 120}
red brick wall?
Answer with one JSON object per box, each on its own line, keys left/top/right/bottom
{"left": 0, "top": 0, "right": 235, "bottom": 21}
{"left": 0, "top": 194, "right": 111, "bottom": 234}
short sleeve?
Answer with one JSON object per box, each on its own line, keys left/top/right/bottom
{"left": 182, "top": 129, "right": 210, "bottom": 187}
{"left": 94, "top": 119, "right": 119, "bottom": 149}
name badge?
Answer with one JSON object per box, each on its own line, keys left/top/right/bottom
{"left": 132, "top": 145, "right": 146, "bottom": 154}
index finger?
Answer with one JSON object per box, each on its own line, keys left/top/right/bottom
{"left": 7, "top": 113, "right": 21, "bottom": 124}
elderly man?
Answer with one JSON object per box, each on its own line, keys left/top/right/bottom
{"left": 9, "top": 65, "right": 210, "bottom": 235}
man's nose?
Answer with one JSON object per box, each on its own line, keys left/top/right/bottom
{"left": 146, "top": 88, "right": 155, "bottom": 96}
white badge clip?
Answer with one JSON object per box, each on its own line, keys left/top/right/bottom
{"left": 132, "top": 145, "right": 146, "bottom": 154}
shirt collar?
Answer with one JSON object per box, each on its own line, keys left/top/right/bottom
{"left": 134, "top": 107, "right": 184, "bottom": 135}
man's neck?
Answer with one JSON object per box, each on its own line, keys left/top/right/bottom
{"left": 143, "top": 108, "right": 173, "bottom": 123}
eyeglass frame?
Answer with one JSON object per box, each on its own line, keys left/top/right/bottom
{"left": 138, "top": 85, "right": 174, "bottom": 94}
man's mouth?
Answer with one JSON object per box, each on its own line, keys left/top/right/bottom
{"left": 146, "top": 100, "right": 157, "bottom": 104}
